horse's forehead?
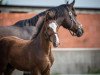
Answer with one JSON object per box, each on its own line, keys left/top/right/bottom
{"left": 49, "top": 22, "right": 57, "bottom": 30}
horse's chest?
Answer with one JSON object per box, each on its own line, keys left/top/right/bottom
{"left": 36, "top": 54, "right": 50, "bottom": 63}
{"left": 36, "top": 55, "right": 52, "bottom": 71}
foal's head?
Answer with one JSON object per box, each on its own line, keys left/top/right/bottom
{"left": 44, "top": 20, "right": 60, "bottom": 47}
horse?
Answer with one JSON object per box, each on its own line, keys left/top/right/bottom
{"left": 0, "top": 0, "right": 84, "bottom": 74}
{"left": 0, "top": 15, "right": 60, "bottom": 75}
{"left": 0, "top": 0, "right": 84, "bottom": 40}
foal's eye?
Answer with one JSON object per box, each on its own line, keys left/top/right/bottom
{"left": 48, "top": 27, "right": 53, "bottom": 30}
{"left": 47, "top": 27, "right": 50, "bottom": 29}
{"left": 47, "top": 27, "right": 51, "bottom": 30}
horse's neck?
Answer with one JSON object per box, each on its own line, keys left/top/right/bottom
{"left": 31, "top": 27, "right": 51, "bottom": 54}
{"left": 56, "top": 17, "right": 64, "bottom": 25}
{"left": 41, "top": 32, "right": 51, "bottom": 50}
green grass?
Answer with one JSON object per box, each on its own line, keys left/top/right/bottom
{"left": 52, "top": 73, "right": 61, "bottom": 75}
{"left": 88, "top": 66, "right": 100, "bottom": 74}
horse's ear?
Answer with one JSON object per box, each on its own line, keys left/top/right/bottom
{"left": 45, "top": 11, "right": 50, "bottom": 21}
{"left": 69, "top": 0, "right": 75, "bottom": 7}
{"left": 66, "top": 1, "right": 69, "bottom": 5}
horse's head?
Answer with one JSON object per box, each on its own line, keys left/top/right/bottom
{"left": 61, "top": 0, "right": 84, "bottom": 37}
{"left": 44, "top": 19, "right": 60, "bottom": 47}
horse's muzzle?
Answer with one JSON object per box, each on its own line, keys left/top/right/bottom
{"left": 53, "top": 42, "right": 60, "bottom": 48}
{"left": 76, "top": 28, "right": 84, "bottom": 37}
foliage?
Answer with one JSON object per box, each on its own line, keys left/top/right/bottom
{"left": 88, "top": 66, "right": 100, "bottom": 74}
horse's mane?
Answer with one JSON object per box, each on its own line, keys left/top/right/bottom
{"left": 47, "top": 4, "right": 67, "bottom": 19}
{"left": 14, "top": 4, "right": 67, "bottom": 27}
{"left": 14, "top": 12, "right": 45, "bottom": 27}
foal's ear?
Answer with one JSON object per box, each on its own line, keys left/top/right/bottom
{"left": 45, "top": 11, "right": 55, "bottom": 20}
{"left": 69, "top": 0, "right": 75, "bottom": 7}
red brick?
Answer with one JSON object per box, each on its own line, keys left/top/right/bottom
{"left": 0, "top": 13, "right": 100, "bottom": 48}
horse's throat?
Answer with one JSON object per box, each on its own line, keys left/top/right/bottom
{"left": 40, "top": 34, "right": 52, "bottom": 53}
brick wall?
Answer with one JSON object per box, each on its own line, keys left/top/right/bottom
{"left": 0, "top": 13, "right": 100, "bottom": 48}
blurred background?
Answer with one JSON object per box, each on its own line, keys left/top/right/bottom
{"left": 0, "top": 0, "right": 100, "bottom": 75}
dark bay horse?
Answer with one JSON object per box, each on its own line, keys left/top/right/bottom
{"left": 0, "top": 0, "right": 84, "bottom": 74}
{"left": 0, "top": 18, "right": 60, "bottom": 75}
{"left": 0, "top": 0, "right": 84, "bottom": 40}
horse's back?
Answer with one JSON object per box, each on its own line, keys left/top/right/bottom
{"left": 0, "top": 25, "right": 38, "bottom": 40}
{"left": 0, "top": 36, "right": 28, "bottom": 45}
{"left": 0, "top": 26, "right": 20, "bottom": 39}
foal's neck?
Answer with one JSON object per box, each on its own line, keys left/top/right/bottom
{"left": 31, "top": 27, "right": 52, "bottom": 54}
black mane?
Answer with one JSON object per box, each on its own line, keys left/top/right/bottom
{"left": 14, "top": 12, "right": 45, "bottom": 27}
{"left": 14, "top": 4, "right": 67, "bottom": 27}
{"left": 47, "top": 4, "right": 67, "bottom": 18}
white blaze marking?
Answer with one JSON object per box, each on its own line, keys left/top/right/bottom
{"left": 49, "top": 22, "right": 60, "bottom": 45}
{"left": 55, "top": 34, "right": 60, "bottom": 44}
{"left": 49, "top": 22, "right": 57, "bottom": 33}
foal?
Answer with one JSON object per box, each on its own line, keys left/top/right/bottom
{"left": 0, "top": 20, "right": 60, "bottom": 75}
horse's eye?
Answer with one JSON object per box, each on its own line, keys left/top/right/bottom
{"left": 47, "top": 28, "right": 50, "bottom": 30}
{"left": 69, "top": 11, "right": 72, "bottom": 16}
{"left": 47, "top": 27, "right": 51, "bottom": 30}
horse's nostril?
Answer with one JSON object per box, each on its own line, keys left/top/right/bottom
{"left": 76, "top": 28, "right": 83, "bottom": 37}
{"left": 53, "top": 42, "right": 60, "bottom": 47}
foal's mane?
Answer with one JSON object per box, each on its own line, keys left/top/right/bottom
{"left": 14, "top": 4, "right": 67, "bottom": 27}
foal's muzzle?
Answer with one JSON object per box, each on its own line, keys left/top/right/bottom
{"left": 51, "top": 34, "right": 60, "bottom": 48}
{"left": 76, "top": 28, "right": 84, "bottom": 37}
{"left": 53, "top": 42, "right": 60, "bottom": 48}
